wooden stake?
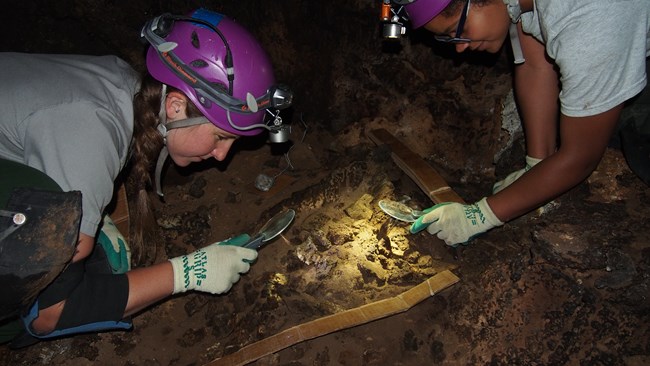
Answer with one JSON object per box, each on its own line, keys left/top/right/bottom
{"left": 367, "top": 128, "right": 466, "bottom": 204}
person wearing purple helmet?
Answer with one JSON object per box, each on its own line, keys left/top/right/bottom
{"left": 0, "top": 8, "right": 291, "bottom": 347}
{"left": 390, "top": 1, "right": 650, "bottom": 246}
{"left": 141, "top": 8, "right": 293, "bottom": 197}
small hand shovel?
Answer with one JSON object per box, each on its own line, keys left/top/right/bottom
{"left": 242, "top": 209, "right": 295, "bottom": 249}
{"left": 378, "top": 200, "right": 433, "bottom": 223}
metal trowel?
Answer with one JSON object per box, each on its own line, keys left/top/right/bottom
{"left": 242, "top": 209, "right": 295, "bottom": 249}
{"left": 378, "top": 199, "right": 433, "bottom": 223}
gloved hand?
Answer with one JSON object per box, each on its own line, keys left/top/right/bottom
{"left": 169, "top": 237, "right": 258, "bottom": 295}
{"left": 97, "top": 215, "right": 131, "bottom": 274}
{"left": 492, "top": 155, "right": 542, "bottom": 194}
{"left": 410, "top": 198, "right": 503, "bottom": 246}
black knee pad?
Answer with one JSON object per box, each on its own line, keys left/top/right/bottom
{"left": 55, "top": 273, "right": 129, "bottom": 330}
{"left": 38, "top": 243, "right": 115, "bottom": 310}
{"left": 37, "top": 260, "right": 84, "bottom": 310}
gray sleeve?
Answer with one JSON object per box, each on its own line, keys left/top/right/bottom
{"left": 22, "top": 102, "right": 124, "bottom": 237}
{"left": 547, "top": 2, "right": 648, "bottom": 117}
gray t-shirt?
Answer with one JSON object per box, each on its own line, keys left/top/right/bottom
{"left": 0, "top": 53, "right": 140, "bottom": 237}
{"left": 521, "top": 0, "right": 650, "bottom": 117}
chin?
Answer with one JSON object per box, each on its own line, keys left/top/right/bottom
{"left": 170, "top": 156, "right": 190, "bottom": 167}
{"left": 484, "top": 42, "right": 503, "bottom": 54}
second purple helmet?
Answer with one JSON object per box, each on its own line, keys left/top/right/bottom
{"left": 403, "top": 0, "right": 453, "bottom": 29}
{"left": 145, "top": 9, "right": 275, "bottom": 136}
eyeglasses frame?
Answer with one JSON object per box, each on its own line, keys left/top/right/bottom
{"left": 434, "top": 0, "right": 472, "bottom": 43}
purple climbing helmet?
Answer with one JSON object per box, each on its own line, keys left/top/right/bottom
{"left": 402, "top": 0, "right": 454, "bottom": 29}
{"left": 144, "top": 9, "right": 278, "bottom": 136}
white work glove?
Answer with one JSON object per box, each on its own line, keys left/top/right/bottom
{"left": 492, "top": 155, "right": 542, "bottom": 194}
{"left": 169, "top": 238, "right": 258, "bottom": 295}
{"left": 410, "top": 198, "right": 503, "bottom": 246}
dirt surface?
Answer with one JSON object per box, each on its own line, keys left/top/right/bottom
{"left": 1, "top": 1, "right": 649, "bottom": 365}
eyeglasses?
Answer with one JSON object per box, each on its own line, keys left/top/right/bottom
{"left": 434, "top": 0, "right": 472, "bottom": 43}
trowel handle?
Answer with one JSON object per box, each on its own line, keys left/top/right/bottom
{"left": 242, "top": 235, "right": 265, "bottom": 249}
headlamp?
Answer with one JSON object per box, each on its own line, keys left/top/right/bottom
{"left": 380, "top": 0, "right": 415, "bottom": 39}
{"left": 268, "top": 124, "right": 291, "bottom": 143}
{"left": 269, "top": 84, "right": 293, "bottom": 110}
{"left": 383, "top": 22, "right": 406, "bottom": 39}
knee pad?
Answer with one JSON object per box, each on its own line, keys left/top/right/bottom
{"left": 23, "top": 273, "right": 131, "bottom": 339}
{"left": 37, "top": 260, "right": 84, "bottom": 309}
{"left": 37, "top": 241, "right": 116, "bottom": 310}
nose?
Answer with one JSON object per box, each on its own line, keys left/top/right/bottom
{"left": 210, "top": 140, "right": 234, "bottom": 161}
{"left": 210, "top": 148, "right": 228, "bottom": 161}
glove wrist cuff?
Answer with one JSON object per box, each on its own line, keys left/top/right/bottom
{"left": 524, "top": 155, "right": 542, "bottom": 170}
{"left": 478, "top": 197, "right": 504, "bottom": 227}
{"left": 169, "top": 255, "right": 193, "bottom": 294}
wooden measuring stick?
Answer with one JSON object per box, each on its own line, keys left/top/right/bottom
{"left": 206, "top": 270, "right": 460, "bottom": 366}
{"left": 367, "top": 128, "right": 466, "bottom": 204}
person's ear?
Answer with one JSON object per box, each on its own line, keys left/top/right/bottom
{"left": 165, "top": 91, "right": 188, "bottom": 120}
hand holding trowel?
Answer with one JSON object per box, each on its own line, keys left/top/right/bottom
{"left": 221, "top": 209, "right": 296, "bottom": 250}
{"left": 168, "top": 209, "right": 296, "bottom": 295}
{"left": 378, "top": 199, "right": 434, "bottom": 223}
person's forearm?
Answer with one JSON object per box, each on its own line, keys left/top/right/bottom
{"left": 489, "top": 107, "right": 623, "bottom": 221}
{"left": 124, "top": 262, "right": 174, "bottom": 316}
{"left": 488, "top": 152, "right": 591, "bottom": 220}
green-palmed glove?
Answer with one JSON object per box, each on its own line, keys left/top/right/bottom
{"left": 169, "top": 237, "right": 258, "bottom": 295}
{"left": 97, "top": 215, "right": 131, "bottom": 274}
{"left": 410, "top": 198, "right": 503, "bottom": 246}
{"left": 492, "top": 155, "right": 542, "bottom": 194}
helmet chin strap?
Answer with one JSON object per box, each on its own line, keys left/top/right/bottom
{"left": 154, "top": 85, "right": 211, "bottom": 197}
{"left": 154, "top": 146, "right": 170, "bottom": 198}
{"left": 155, "top": 84, "right": 169, "bottom": 198}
